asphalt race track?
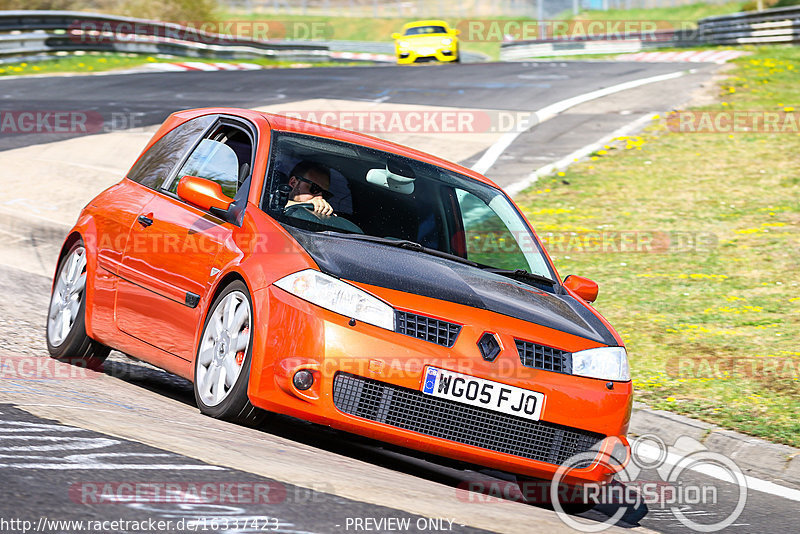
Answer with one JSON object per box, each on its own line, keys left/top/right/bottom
{"left": 1, "top": 61, "right": 700, "bottom": 152}
{"left": 1, "top": 61, "right": 797, "bottom": 534}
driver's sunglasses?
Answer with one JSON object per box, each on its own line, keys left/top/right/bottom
{"left": 293, "top": 175, "right": 333, "bottom": 200}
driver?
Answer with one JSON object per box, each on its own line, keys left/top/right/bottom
{"left": 285, "top": 160, "right": 334, "bottom": 216}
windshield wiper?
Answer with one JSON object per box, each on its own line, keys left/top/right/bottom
{"left": 320, "top": 232, "right": 478, "bottom": 267}
{"left": 481, "top": 267, "right": 557, "bottom": 287}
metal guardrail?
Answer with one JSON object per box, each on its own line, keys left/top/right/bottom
{"left": 698, "top": 6, "right": 800, "bottom": 45}
{"left": 500, "top": 6, "right": 800, "bottom": 60}
{"left": 500, "top": 29, "right": 700, "bottom": 60}
{"left": 0, "top": 11, "right": 489, "bottom": 65}
{"left": 0, "top": 10, "right": 371, "bottom": 63}
{"left": 304, "top": 39, "right": 488, "bottom": 62}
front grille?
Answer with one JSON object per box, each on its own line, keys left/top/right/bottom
{"left": 516, "top": 339, "right": 572, "bottom": 375}
{"left": 332, "top": 373, "right": 603, "bottom": 466}
{"left": 395, "top": 311, "right": 461, "bottom": 348}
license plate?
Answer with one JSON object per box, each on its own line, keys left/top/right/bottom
{"left": 418, "top": 47, "right": 434, "bottom": 55}
{"left": 421, "top": 367, "right": 545, "bottom": 421}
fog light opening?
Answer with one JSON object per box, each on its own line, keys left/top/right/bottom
{"left": 293, "top": 369, "right": 314, "bottom": 391}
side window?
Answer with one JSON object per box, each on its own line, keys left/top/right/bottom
{"left": 126, "top": 115, "right": 215, "bottom": 190}
{"left": 457, "top": 189, "right": 528, "bottom": 270}
{"left": 174, "top": 140, "right": 240, "bottom": 198}
{"left": 169, "top": 124, "right": 253, "bottom": 200}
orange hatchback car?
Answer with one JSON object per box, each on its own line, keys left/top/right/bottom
{"left": 47, "top": 108, "right": 631, "bottom": 501}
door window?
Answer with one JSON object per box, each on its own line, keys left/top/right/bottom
{"left": 127, "top": 115, "right": 215, "bottom": 190}
{"left": 168, "top": 123, "right": 253, "bottom": 200}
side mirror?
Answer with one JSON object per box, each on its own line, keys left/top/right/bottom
{"left": 391, "top": 32, "right": 401, "bottom": 39}
{"left": 177, "top": 175, "right": 233, "bottom": 212}
{"left": 452, "top": 29, "right": 461, "bottom": 36}
{"left": 563, "top": 275, "right": 599, "bottom": 303}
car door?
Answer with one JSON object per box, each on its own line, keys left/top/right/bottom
{"left": 95, "top": 115, "right": 216, "bottom": 276}
{"left": 115, "top": 117, "right": 255, "bottom": 360}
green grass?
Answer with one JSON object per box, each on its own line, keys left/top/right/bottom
{"left": 0, "top": 52, "right": 349, "bottom": 77}
{"left": 516, "top": 45, "right": 800, "bottom": 447}
{"left": 0, "top": 54, "right": 152, "bottom": 76}
{"left": 565, "top": 2, "right": 746, "bottom": 25}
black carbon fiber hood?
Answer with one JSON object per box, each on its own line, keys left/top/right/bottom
{"left": 285, "top": 227, "right": 617, "bottom": 346}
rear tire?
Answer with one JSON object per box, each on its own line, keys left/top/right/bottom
{"left": 193, "top": 280, "right": 265, "bottom": 427}
{"left": 46, "top": 239, "right": 110, "bottom": 369}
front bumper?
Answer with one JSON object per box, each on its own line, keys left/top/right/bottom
{"left": 248, "top": 283, "right": 632, "bottom": 485}
{"left": 396, "top": 45, "right": 458, "bottom": 64}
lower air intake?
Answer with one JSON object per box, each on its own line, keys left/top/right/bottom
{"left": 332, "top": 372, "right": 603, "bottom": 466}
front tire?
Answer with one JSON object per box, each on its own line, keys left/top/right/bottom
{"left": 46, "top": 239, "right": 110, "bottom": 368}
{"left": 193, "top": 280, "right": 264, "bottom": 426}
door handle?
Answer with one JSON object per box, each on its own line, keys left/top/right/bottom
{"left": 137, "top": 215, "right": 154, "bottom": 227}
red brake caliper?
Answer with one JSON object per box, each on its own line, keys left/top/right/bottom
{"left": 235, "top": 327, "right": 249, "bottom": 366}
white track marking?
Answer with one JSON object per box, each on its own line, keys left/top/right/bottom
{"left": 471, "top": 69, "right": 692, "bottom": 175}
{"left": 636, "top": 442, "right": 800, "bottom": 502}
{"left": 617, "top": 50, "right": 746, "bottom": 64}
{"left": 504, "top": 112, "right": 658, "bottom": 196}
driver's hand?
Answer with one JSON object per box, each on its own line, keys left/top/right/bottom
{"left": 308, "top": 197, "right": 334, "bottom": 216}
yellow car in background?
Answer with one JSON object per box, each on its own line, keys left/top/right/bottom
{"left": 392, "top": 20, "right": 460, "bottom": 64}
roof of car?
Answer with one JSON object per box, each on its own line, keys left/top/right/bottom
{"left": 402, "top": 20, "right": 451, "bottom": 29}
{"left": 170, "top": 107, "right": 498, "bottom": 190}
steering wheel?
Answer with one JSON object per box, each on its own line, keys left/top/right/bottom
{"left": 283, "top": 202, "right": 364, "bottom": 234}
{"left": 284, "top": 202, "right": 317, "bottom": 215}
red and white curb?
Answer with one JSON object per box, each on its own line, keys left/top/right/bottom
{"left": 145, "top": 62, "right": 265, "bottom": 72}
{"left": 330, "top": 51, "right": 395, "bottom": 63}
{"left": 142, "top": 53, "right": 394, "bottom": 72}
{"left": 619, "top": 50, "right": 745, "bottom": 64}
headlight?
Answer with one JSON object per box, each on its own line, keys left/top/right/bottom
{"left": 441, "top": 38, "right": 453, "bottom": 45}
{"left": 397, "top": 40, "right": 409, "bottom": 48}
{"left": 274, "top": 269, "right": 394, "bottom": 330}
{"left": 572, "top": 347, "right": 630, "bottom": 382}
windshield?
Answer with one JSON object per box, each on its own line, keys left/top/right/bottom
{"left": 404, "top": 25, "right": 448, "bottom": 35}
{"left": 263, "top": 132, "right": 555, "bottom": 281}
